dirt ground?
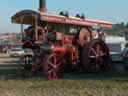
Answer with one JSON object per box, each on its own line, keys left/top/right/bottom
{"left": 0, "top": 53, "right": 18, "bottom": 65}
{"left": 0, "top": 53, "right": 127, "bottom": 80}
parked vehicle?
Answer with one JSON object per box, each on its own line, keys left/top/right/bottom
{"left": 121, "top": 48, "right": 128, "bottom": 70}
{"left": 11, "top": 0, "right": 112, "bottom": 80}
{"left": 8, "top": 48, "right": 24, "bottom": 57}
{"left": 110, "top": 48, "right": 128, "bottom": 71}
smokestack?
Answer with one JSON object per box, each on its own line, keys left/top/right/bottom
{"left": 39, "top": 0, "right": 47, "bottom": 13}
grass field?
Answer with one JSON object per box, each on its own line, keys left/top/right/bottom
{"left": 0, "top": 54, "right": 128, "bottom": 96}
{"left": 0, "top": 79, "right": 128, "bottom": 96}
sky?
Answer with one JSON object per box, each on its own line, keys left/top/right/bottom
{"left": 0, "top": 0, "right": 128, "bottom": 33}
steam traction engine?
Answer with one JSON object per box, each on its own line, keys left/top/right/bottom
{"left": 11, "top": 0, "right": 112, "bottom": 80}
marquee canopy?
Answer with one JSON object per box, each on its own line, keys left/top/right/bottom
{"left": 12, "top": 10, "right": 112, "bottom": 28}
{"left": 11, "top": 10, "right": 40, "bottom": 25}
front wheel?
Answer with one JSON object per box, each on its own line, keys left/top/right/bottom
{"left": 18, "top": 55, "right": 34, "bottom": 77}
{"left": 43, "top": 54, "right": 64, "bottom": 80}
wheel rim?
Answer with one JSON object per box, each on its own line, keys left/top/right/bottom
{"left": 46, "top": 54, "right": 62, "bottom": 80}
{"left": 88, "top": 42, "right": 109, "bottom": 72}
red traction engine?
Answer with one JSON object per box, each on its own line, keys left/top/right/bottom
{"left": 11, "top": 0, "right": 112, "bottom": 80}
{"left": 39, "top": 24, "right": 111, "bottom": 80}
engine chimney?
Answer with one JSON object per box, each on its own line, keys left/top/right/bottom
{"left": 39, "top": 0, "right": 47, "bottom": 13}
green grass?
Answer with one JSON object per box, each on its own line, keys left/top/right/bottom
{"left": 0, "top": 79, "right": 128, "bottom": 96}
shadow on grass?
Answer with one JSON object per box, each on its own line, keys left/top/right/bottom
{"left": 63, "top": 71, "right": 128, "bottom": 80}
{"left": 0, "top": 70, "right": 128, "bottom": 81}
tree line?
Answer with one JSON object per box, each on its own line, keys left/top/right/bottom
{"left": 103, "top": 22, "right": 128, "bottom": 37}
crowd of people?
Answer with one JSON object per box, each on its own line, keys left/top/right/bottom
{"left": 0, "top": 41, "right": 21, "bottom": 53}
{"left": 0, "top": 44, "right": 10, "bottom": 53}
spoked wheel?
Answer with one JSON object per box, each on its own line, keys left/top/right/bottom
{"left": 43, "top": 54, "right": 63, "bottom": 80}
{"left": 18, "top": 55, "right": 34, "bottom": 77}
{"left": 81, "top": 39, "right": 110, "bottom": 72}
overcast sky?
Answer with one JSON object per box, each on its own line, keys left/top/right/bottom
{"left": 0, "top": 0, "right": 128, "bottom": 33}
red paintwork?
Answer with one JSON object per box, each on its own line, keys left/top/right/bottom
{"left": 63, "top": 35, "right": 75, "bottom": 46}
{"left": 52, "top": 46, "right": 66, "bottom": 55}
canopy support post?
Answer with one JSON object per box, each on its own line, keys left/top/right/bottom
{"left": 34, "top": 16, "right": 38, "bottom": 42}
{"left": 20, "top": 16, "right": 24, "bottom": 41}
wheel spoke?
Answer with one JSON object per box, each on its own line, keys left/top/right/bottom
{"left": 48, "top": 68, "right": 54, "bottom": 74}
{"left": 48, "top": 59, "right": 55, "bottom": 68}
{"left": 56, "top": 58, "right": 61, "bottom": 66}
{"left": 57, "top": 62, "right": 61, "bottom": 67}
{"left": 53, "top": 71, "right": 58, "bottom": 79}
{"left": 90, "top": 48, "right": 97, "bottom": 56}
{"left": 48, "top": 71, "right": 58, "bottom": 80}
{"left": 53, "top": 56, "right": 57, "bottom": 65}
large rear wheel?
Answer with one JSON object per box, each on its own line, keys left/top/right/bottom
{"left": 81, "top": 39, "right": 110, "bottom": 72}
{"left": 43, "top": 54, "right": 63, "bottom": 80}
